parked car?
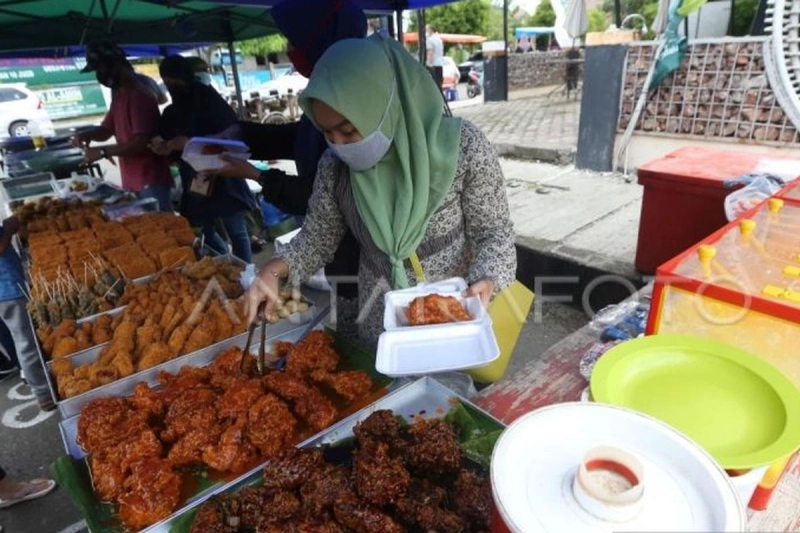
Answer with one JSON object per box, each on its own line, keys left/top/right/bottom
{"left": 458, "top": 51, "right": 483, "bottom": 82}
{"left": 0, "top": 83, "right": 56, "bottom": 138}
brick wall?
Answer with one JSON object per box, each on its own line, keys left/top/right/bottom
{"left": 619, "top": 40, "right": 798, "bottom": 144}
{"left": 508, "top": 51, "right": 579, "bottom": 90}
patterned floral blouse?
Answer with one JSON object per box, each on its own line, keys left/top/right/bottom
{"left": 280, "top": 120, "right": 517, "bottom": 346}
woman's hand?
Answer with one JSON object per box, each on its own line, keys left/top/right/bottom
{"left": 214, "top": 154, "right": 262, "bottom": 180}
{"left": 244, "top": 259, "right": 288, "bottom": 325}
{"left": 166, "top": 136, "right": 189, "bottom": 152}
{"left": 465, "top": 278, "right": 495, "bottom": 308}
{"left": 149, "top": 137, "right": 171, "bottom": 156}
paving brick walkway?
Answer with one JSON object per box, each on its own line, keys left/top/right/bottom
{"left": 452, "top": 88, "right": 580, "bottom": 164}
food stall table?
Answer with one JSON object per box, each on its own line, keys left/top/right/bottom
{"left": 1, "top": 145, "right": 101, "bottom": 179}
{"left": 473, "top": 283, "right": 800, "bottom": 531}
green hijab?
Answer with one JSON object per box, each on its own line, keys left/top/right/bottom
{"left": 299, "top": 35, "right": 463, "bottom": 289}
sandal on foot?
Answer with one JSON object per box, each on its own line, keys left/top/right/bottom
{"left": 0, "top": 479, "right": 56, "bottom": 509}
{"left": 37, "top": 398, "right": 56, "bottom": 412}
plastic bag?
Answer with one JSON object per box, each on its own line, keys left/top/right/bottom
{"left": 724, "top": 174, "right": 784, "bottom": 221}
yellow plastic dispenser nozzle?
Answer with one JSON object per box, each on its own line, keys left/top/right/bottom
{"left": 698, "top": 245, "right": 716, "bottom": 280}
{"left": 783, "top": 265, "right": 800, "bottom": 278}
{"left": 768, "top": 198, "right": 784, "bottom": 213}
{"left": 762, "top": 285, "right": 784, "bottom": 298}
{"left": 739, "top": 219, "right": 768, "bottom": 256}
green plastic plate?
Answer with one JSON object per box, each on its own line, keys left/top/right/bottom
{"left": 590, "top": 334, "right": 800, "bottom": 469}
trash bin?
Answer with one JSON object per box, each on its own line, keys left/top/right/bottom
{"left": 482, "top": 40, "right": 507, "bottom": 102}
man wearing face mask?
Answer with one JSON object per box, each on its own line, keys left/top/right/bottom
{"left": 72, "top": 43, "right": 173, "bottom": 211}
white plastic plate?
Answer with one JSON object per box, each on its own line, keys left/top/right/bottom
{"left": 491, "top": 402, "right": 745, "bottom": 533}
{"left": 375, "top": 320, "right": 499, "bottom": 377}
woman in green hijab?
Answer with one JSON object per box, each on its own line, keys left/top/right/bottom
{"left": 245, "top": 35, "right": 516, "bottom": 345}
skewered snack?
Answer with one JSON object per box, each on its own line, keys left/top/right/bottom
{"left": 190, "top": 409, "right": 491, "bottom": 533}
{"left": 407, "top": 294, "right": 472, "bottom": 326}
{"left": 78, "top": 333, "right": 374, "bottom": 530}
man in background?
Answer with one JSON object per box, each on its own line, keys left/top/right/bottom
{"left": 425, "top": 24, "right": 444, "bottom": 90}
{"left": 72, "top": 43, "right": 173, "bottom": 211}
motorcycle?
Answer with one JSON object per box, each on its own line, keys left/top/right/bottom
{"left": 467, "top": 66, "right": 482, "bottom": 98}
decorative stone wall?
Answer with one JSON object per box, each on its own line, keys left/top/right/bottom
{"left": 619, "top": 40, "right": 798, "bottom": 144}
{"left": 508, "top": 51, "right": 580, "bottom": 90}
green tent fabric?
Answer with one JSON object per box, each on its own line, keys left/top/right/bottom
{"left": 651, "top": 0, "right": 708, "bottom": 87}
{"left": 0, "top": 1, "right": 276, "bottom": 52}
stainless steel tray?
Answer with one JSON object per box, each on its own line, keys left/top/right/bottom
{"left": 138, "top": 377, "right": 504, "bottom": 533}
{"left": 55, "top": 301, "right": 318, "bottom": 419}
{"left": 131, "top": 251, "right": 249, "bottom": 285}
{"left": 58, "top": 324, "right": 316, "bottom": 461}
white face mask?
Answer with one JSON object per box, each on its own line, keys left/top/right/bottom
{"left": 195, "top": 72, "right": 213, "bottom": 86}
{"left": 327, "top": 77, "right": 395, "bottom": 171}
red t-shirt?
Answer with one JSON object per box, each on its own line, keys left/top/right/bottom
{"left": 102, "top": 87, "right": 172, "bottom": 192}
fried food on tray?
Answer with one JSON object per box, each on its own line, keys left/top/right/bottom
{"left": 407, "top": 294, "right": 472, "bottom": 326}
{"left": 190, "top": 408, "right": 490, "bottom": 533}
{"left": 310, "top": 370, "right": 374, "bottom": 402}
{"left": 78, "top": 331, "right": 373, "bottom": 531}
{"left": 404, "top": 418, "right": 462, "bottom": 476}
{"left": 158, "top": 246, "right": 196, "bottom": 269}
{"left": 284, "top": 330, "right": 339, "bottom": 376}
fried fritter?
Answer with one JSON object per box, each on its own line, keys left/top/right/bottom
{"left": 354, "top": 440, "right": 410, "bottom": 507}
{"left": 404, "top": 418, "right": 462, "bottom": 476}
{"left": 262, "top": 448, "right": 325, "bottom": 491}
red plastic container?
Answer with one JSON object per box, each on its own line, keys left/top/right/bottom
{"left": 635, "top": 147, "right": 800, "bottom": 274}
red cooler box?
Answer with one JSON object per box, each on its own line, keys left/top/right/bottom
{"left": 635, "top": 147, "right": 800, "bottom": 274}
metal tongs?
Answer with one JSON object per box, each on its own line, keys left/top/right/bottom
{"left": 240, "top": 302, "right": 271, "bottom": 375}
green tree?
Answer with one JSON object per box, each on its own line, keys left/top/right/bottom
{"left": 731, "top": 0, "right": 759, "bottom": 35}
{"left": 526, "top": 0, "right": 557, "bottom": 27}
{"left": 237, "top": 34, "right": 288, "bottom": 58}
{"left": 588, "top": 8, "right": 609, "bottom": 32}
{"left": 412, "top": 0, "right": 492, "bottom": 35}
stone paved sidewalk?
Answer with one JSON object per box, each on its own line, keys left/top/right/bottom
{"left": 452, "top": 87, "right": 580, "bottom": 165}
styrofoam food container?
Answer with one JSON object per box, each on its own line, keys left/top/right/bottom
{"left": 384, "top": 292, "right": 486, "bottom": 330}
{"left": 376, "top": 319, "right": 499, "bottom": 377}
{"left": 182, "top": 137, "right": 251, "bottom": 172}
{"left": 382, "top": 277, "right": 472, "bottom": 330}
{"left": 491, "top": 402, "right": 745, "bottom": 533}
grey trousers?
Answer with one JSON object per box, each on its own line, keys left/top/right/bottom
{"left": 0, "top": 298, "right": 50, "bottom": 401}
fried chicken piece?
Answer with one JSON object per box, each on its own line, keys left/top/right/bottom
{"left": 161, "top": 387, "right": 218, "bottom": 443}
{"left": 137, "top": 342, "right": 172, "bottom": 372}
{"left": 262, "top": 448, "right": 325, "bottom": 491}
{"left": 415, "top": 505, "right": 468, "bottom": 533}
{"left": 246, "top": 394, "right": 298, "bottom": 458}
{"left": 77, "top": 397, "right": 136, "bottom": 452}
{"left": 261, "top": 519, "right": 345, "bottom": 533}
{"left": 407, "top": 294, "right": 471, "bottom": 326}
{"left": 158, "top": 366, "right": 213, "bottom": 403}
{"left": 44, "top": 319, "right": 77, "bottom": 355}
{"left": 300, "top": 464, "right": 353, "bottom": 515}
{"left": 453, "top": 469, "right": 492, "bottom": 531}
{"left": 117, "top": 458, "right": 181, "bottom": 531}
{"left": 232, "top": 487, "right": 302, "bottom": 529}
{"left": 88, "top": 364, "right": 119, "bottom": 387}
{"left": 168, "top": 426, "right": 223, "bottom": 466}
{"left": 395, "top": 479, "right": 455, "bottom": 530}
{"left": 130, "top": 382, "right": 165, "bottom": 420}
{"left": 59, "top": 376, "right": 92, "bottom": 399}
{"left": 167, "top": 324, "right": 192, "bottom": 356}
{"left": 208, "top": 302, "right": 235, "bottom": 343}
{"left": 74, "top": 329, "right": 92, "bottom": 352}
{"left": 50, "top": 358, "right": 73, "bottom": 377}
{"left": 189, "top": 499, "right": 233, "bottom": 533}
{"left": 310, "top": 370, "right": 373, "bottom": 402}
{"left": 262, "top": 372, "right": 337, "bottom": 432}
{"left": 333, "top": 497, "right": 406, "bottom": 533}
{"left": 284, "top": 331, "right": 339, "bottom": 376}
{"left": 354, "top": 440, "right": 410, "bottom": 507}
{"left": 216, "top": 377, "right": 263, "bottom": 420}
{"left": 89, "top": 450, "right": 126, "bottom": 502}
{"left": 202, "top": 419, "right": 259, "bottom": 474}
{"left": 209, "top": 346, "right": 246, "bottom": 375}
{"left": 110, "top": 352, "right": 134, "bottom": 379}
{"left": 405, "top": 418, "right": 462, "bottom": 476}
{"left": 353, "top": 410, "right": 403, "bottom": 445}
{"left": 135, "top": 323, "right": 160, "bottom": 355}
{"left": 115, "top": 427, "right": 163, "bottom": 472}
{"left": 182, "top": 319, "right": 217, "bottom": 355}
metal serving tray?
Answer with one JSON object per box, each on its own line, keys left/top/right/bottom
{"left": 55, "top": 299, "right": 318, "bottom": 419}
{"left": 137, "top": 377, "right": 504, "bottom": 533}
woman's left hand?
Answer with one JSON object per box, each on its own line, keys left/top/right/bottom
{"left": 465, "top": 279, "right": 495, "bottom": 308}
{"left": 166, "top": 136, "right": 189, "bottom": 152}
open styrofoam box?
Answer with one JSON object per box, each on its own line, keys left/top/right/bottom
{"left": 376, "top": 277, "right": 500, "bottom": 377}
{"left": 382, "top": 278, "right": 487, "bottom": 330}
{"left": 182, "top": 137, "right": 251, "bottom": 172}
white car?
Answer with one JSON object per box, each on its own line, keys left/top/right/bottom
{"left": 0, "top": 84, "right": 56, "bottom": 138}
